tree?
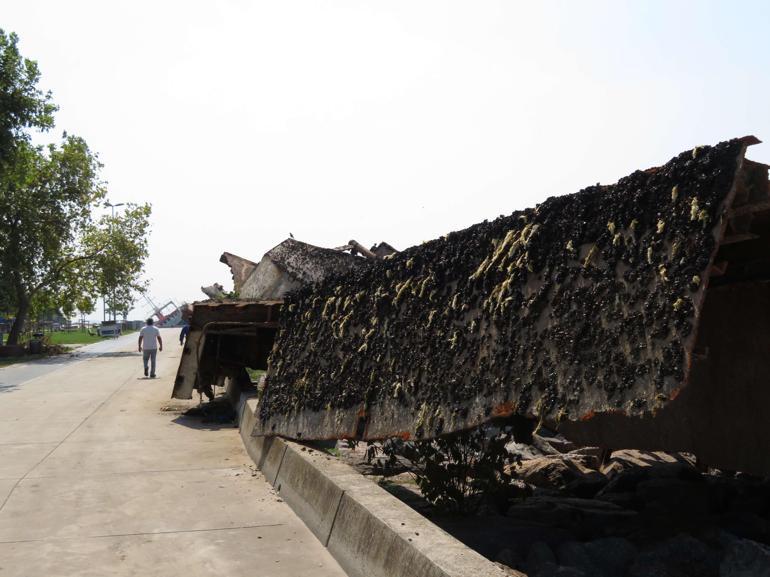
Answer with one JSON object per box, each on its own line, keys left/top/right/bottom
{"left": 0, "top": 135, "right": 152, "bottom": 344}
{"left": 0, "top": 29, "right": 56, "bottom": 165}
{"left": 0, "top": 31, "right": 151, "bottom": 345}
{"left": 90, "top": 202, "right": 152, "bottom": 320}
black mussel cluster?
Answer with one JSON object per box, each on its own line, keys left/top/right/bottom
{"left": 260, "top": 139, "right": 744, "bottom": 438}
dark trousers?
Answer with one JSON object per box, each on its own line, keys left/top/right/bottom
{"left": 142, "top": 349, "right": 157, "bottom": 377}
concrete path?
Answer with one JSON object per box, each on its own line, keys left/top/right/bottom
{"left": 0, "top": 329, "right": 347, "bottom": 577}
{"left": 0, "top": 334, "right": 131, "bottom": 393}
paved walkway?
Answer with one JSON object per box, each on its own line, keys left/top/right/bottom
{"left": 0, "top": 330, "right": 347, "bottom": 576}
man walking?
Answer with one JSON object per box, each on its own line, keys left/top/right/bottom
{"left": 138, "top": 318, "right": 163, "bottom": 378}
{"left": 179, "top": 320, "right": 190, "bottom": 346}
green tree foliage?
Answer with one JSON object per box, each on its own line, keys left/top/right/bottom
{"left": 89, "top": 202, "right": 152, "bottom": 319}
{"left": 0, "top": 30, "right": 56, "bottom": 163}
{"left": 0, "top": 30, "right": 151, "bottom": 344}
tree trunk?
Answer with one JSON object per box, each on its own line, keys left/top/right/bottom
{"left": 6, "top": 298, "right": 29, "bottom": 346}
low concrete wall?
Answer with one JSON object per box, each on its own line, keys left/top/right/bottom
{"left": 237, "top": 394, "right": 518, "bottom": 577}
{"left": 239, "top": 397, "right": 286, "bottom": 484}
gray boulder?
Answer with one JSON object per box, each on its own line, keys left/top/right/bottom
{"left": 532, "top": 562, "right": 587, "bottom": 577}
{"left": 628, "top": 534, "right": 719, "bottom": 577}
{"left": 526, "top": 541, "right": 557, "bottom": 575}
{"left": 556, "top": 541, "right": 602, "bottom": 575}
{"left": 585, "top": 537, "right": 638, "bottom": 576}
{"left": 720, "top": 538, "right": 770, "bottom": 577}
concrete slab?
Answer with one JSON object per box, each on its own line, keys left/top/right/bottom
{"left": 27, "top": 437, "right": 246, "bottom": 478}
{"left": 0, "top": 479, "right": 17, "bottom": 505}
{"left": 327, "top": 481, "right": 511, "bottom": 577}
{"left": 0, "top": 355, "right": 77, "bottom": 391}
{"left": 0, "top": 442, "right": 57, "bottom": 479}
{"left": 0, "top": 330, "right": 347, "bottom": 576}
{"left": 0, "top": 398, "right": 101, "bottom": 422}
{"left": 238, "top": 398, "right": 514, "bottom": 577}
{"left": 0, "top": 467, "right": 285, "bottom": 542}
{"left": 242, "top": 432, "right": 288, "bottom": 485}
{"left": 0, "top": 418, "right": 83, "bottom": 445}
{"left": 0, "top": 524, "right": 343, "bottom": 577}
{"left": 273, "top": 445, "right": 345, "bottom": 545}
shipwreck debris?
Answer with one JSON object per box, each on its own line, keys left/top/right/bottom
{"left": 254, "top": 136, "right": 770, "bottom": 476}
{"left": 173, "top": 237, "right": 394, "bottom": 401}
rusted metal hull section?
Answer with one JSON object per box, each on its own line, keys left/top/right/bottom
{"left": 254, "top": 137, "right": 770, "bottom": 474}
{"left": 560, "top": 281, "right": 770, "bottom": 474}
{"left": 172, "top": 300, "right": 281, "bottom": 400}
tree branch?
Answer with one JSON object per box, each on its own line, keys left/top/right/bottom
{"left": 31, "top": 246, "right": 106, "bottom": 294}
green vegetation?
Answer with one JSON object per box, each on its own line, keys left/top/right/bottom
{"left": 362, "top": 425, "right": 522, "bottom": 515}
{"left": 0, "top": 29, "right": 152, "bottom": 345}
{"left": 245, "top": 368, "right": 266, "bottom": 382}
{"left": 46, "top": 331, "right": 102, "bottom": 345}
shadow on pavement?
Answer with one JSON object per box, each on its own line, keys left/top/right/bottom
{"left": 0, "top": 382, "right": 20, "bottom": 394}
{"left": 170, "top": 398, "right": 238, "bottom": 431}
{"left": 75, "top": 351, "right": 141, "bottom": 359}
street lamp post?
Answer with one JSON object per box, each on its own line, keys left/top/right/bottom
{"left": 104, "top": 202, "right": 125, "bottom": 324}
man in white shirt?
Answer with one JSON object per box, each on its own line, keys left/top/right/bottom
{"left": 138, "top": 318, "right": 163, "bottom": 378}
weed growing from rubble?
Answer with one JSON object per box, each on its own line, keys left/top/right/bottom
{"left": 359, "top": 424, "right": 523, "bottom": 514}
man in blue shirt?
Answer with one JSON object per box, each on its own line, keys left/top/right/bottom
{"left": 179, "top": 321, "right": 190, "bottom": 346}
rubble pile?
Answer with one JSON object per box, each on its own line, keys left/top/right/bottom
{"left": 496, "top": 436, "right": 770, "bottom": 577}
{"left": 337, "top": 435, "right": 770, "bottom": 577}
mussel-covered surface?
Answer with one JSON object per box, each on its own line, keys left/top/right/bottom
{"left": 257, "top": 138, "right": 751, "bottom": 441}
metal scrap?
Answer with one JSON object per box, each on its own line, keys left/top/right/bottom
{"left": 254, "top": 136, "right": 770, "bottom": 476}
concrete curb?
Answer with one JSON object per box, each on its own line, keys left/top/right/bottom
{"left": 237, "top": 394, "right": 519, "bottom": 577}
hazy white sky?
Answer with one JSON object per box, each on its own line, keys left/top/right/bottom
{"left": 4, "top": 0, "right": 770, "bottom": 318}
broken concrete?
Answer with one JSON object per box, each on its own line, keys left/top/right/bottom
{"left": 220, "top": 252, "right": 259, "bottom": 293}
{"left": 174, "top": 238, "right": 375, "bottom": 401}
{"left": 200, "top": 282, "right": 226, "bottom": 299}
{"left": 239, "top": 238, "right": 369, "bottom": 300}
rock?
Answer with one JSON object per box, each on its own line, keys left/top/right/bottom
{"left": 568, "top": 447, "right": 605, "bottom": 460}
{"left": 720, "top": 537, "right": 770, "bottom": 577}
{"left": 706, "top": 475, "right": 734, "bottom": 515}
{"left": 719, "top": 512, "right": 770, "bottom": 544}
{"left": 507, "top": 440, "right": 546, "bottom": 461}
{"left": 507, "top": 496, "right": 637, "bottom": 539}
{"left": 584, "top": 537, "right": 638, "bottom": 576}
{"left": 526, "top": 541, "right": 557, "bottom": 575}
{"left": 597, "top": 460, "right": 701, "bottom": 498}
{"left": 556, "top": 541, "right": 601, "bottom": 575}
{"left": 628, "top": 534, "right": 719, "bottom": 577}
{"left": 495, "top": 547, "right": 523, "bottom": 570}
{"left": 544, "top": 436, "right": 579, "bottom": 454}
{"left": 532, "top": 434, "right": 564, "bottom": 455}
{"left": 565, "top": 475, "right": 607, "bottom": 499}
{"left": 494, "top": 561, "right": 525, "bottom": 576}
{"left": 513, "top": 454, "right": 604, "bottom": 490}
{"left": 602, "top": 450, "right": 696, "bottom": 479}
{"left": 636, "top": 477, "right": 710, "bottom": 516}
{"left": 725, "top": 478, "right": 770, "bottom": 515}
{"left": 594, "top": 490, "right": 640, "bottom": 510}
{"left": 532, "top": 563, "right": 587, "bottom": 577}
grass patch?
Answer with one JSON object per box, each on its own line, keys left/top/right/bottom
{"left": 47, "top": 330, "right": 103, "bottom": 345}
{"left": 245, "top": 368, "right": 266, "bottom": 382}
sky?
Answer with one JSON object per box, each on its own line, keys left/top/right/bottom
{"left": 4, "top": 0, "right": 770, "bottom": 319}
